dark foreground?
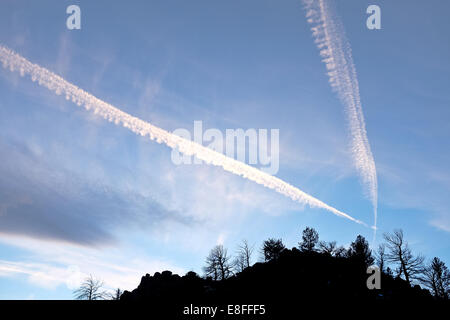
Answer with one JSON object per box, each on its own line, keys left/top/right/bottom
{"left": 1, "top": 248, "right": 448, "bottom": 318}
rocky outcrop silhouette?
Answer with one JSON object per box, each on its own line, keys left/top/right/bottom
{"left": 121, "top": 247, "right": 432, "bottom": 315}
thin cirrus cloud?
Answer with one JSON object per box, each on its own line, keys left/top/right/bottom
{"left": 0, "top": 234, "right": 186, "bottom": 291}
{"left": 0, "top": 138, "right": 189, "bottom": 246}
{"left": 0, "top": 44, "right": 366, "bottom": 226}
{"left": 302, "top": 0, "right": 378, "bottom": 234}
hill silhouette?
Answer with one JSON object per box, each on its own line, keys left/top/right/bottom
{"left": 120, "top": 246, "right": 434, "bottom": 316}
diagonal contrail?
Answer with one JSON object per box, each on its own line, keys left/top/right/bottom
{"left": 0, "top": 44, "right": 366, "bottom": 226}
{"left": 301, "top": 0, "right": 378, "bottom": 236}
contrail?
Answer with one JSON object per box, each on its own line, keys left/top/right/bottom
{"left": 0, "top": 44, "right": 366, "bottom": 226}
{"left": 301, "top": 0, "right": 378, "bottom": 236}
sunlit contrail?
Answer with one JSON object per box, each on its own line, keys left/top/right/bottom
{"left": 0, "top": 44, "right": 366, "bottom": 226}
{"left": 302, "top": 0, "right": 378, "bottom": 235}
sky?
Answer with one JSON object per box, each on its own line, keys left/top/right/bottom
{"left": 0, "top": 0, "right": 449, "bottom": 299}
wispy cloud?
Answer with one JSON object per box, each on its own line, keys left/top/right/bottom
{"left": 0, "top": 235, "right": 185, "bottom": 292}
{"left": 377, "top": 160, "right": 450, "bottom": 234}
{"left": 0, "top": 44, "right": 365, "bottom": 225}
{"left": 0, "top": 138, "right": 189, "bottom": 245}
{"left": 302, "top": 0, "right": 378, "bottom": 233}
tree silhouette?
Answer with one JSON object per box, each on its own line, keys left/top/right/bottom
{"left": 347, "top": 235, "right": 374, "bottom": 268}
{"left": 333, "top": 245, "right": 347, "bottom": 258}
{"left": 234, "top": 240, "right": 254, "bottom": 273}
{"left": 110, "top": 288, "right": 123, "bottom": 300}
{"left": 383, "top": 229, "right": 425, "bottom": 284}
{"left": 385, "top": 267, "right": 394, "bottom": 277}
{"left": 318, "top": 241, "right": 346, "bottom": 258}
{"left": 121, "top": 224, "right": 440, "bottom": 305}
{"left": 299, "top": 227, "right": 319, "bottom": 252}
{"left": 262, "top": 238, "right": 285, "bottom": 261}
{"left": 204, "top": 245, "right": 234, "bottom": 281}
{"left": 420, "top": 257, "right": 449, "bottom": 299}
{"left": 375, "top": 244, "right": 386, "bottom": 272}
{"left": 318, "top": 241, "right": 337, "bottom": 256}
{"left": 73, "top": 275, "right": 107, "bottom": 300}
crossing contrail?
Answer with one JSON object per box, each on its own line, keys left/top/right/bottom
{"left": 0, "top": 44, "right": 366, "bottom": 226}
{"left": 302, "top": 0, "right": 378, "bottom": 236}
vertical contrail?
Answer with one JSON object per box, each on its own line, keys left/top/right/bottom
{"left": 302, "top": 0, "right": 378, "bottom": 237}
{"left": 0, "top": 44, "right": 367, "bottom": 226}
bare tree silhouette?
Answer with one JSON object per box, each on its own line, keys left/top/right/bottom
{"left": 375, "top": 244, "right": 386, "bottom": 272}
{"left": 110, "top": 288, "right": 123, "bottom": 300}
{"left": 73, "top": 275, "right": 107, "bottom": 300}
{"left": 383, "top": 229, "right": 425, "bottom": 284}
{"left": 318, "top": 241, "right": 337, "bottom": 256}
{"left": 333, "top": 246, "right": 347, "bottom": 258}
{"left": 234, "top": 240, "right": 254, "bottom": 273}
{"left": 204, "top": 245, "right": 234, "bottom": 281}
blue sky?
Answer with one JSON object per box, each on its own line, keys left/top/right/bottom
{"left": 0, "top": 0, "right": 449, "bottom": 299}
